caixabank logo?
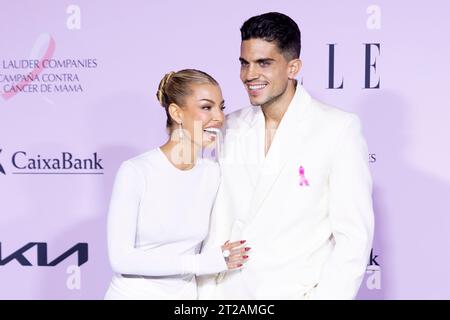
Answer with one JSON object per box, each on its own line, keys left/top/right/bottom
{"left": 0, "top": 148, "right": 104, "bottom": 175}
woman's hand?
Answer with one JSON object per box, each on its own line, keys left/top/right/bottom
{"left": 221, "top": 240, "right": 251, "bottom": 270}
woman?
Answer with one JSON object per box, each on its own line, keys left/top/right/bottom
{"left": 104, "top": 69, "right": 250, "bottom": 299}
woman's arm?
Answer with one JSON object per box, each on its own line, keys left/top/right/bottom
{"left": 107, "top": 161, "right": 228, "bottom": 277}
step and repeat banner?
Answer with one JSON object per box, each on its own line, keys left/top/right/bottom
{"left": 0, "top": 1, "right": 449, "bottom": 299}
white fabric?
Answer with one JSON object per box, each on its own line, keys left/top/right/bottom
{"left": 197, "top": 85, "right": 374, "bottom": 300}
{"left": 104, "top": 148, "right": 227, "bottom": 300}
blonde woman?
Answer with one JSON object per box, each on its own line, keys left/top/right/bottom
{"left": 104, "top": 69, "right": 250, "bottom": 299}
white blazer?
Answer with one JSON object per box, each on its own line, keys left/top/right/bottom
{"left": 197, "top": 85, "right": 374, "bottom": 299}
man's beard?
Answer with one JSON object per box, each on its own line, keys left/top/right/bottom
{"left": 255, "top": 88, "right": 286, "bottom": 108}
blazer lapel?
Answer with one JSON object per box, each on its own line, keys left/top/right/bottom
{"left": 243, "top": 85, "right": 314, "bottom": 225}
{"left": 232, "top": 105, "right": 266, "bottom": 189}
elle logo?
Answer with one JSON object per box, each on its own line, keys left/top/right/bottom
{"left": 326, "top": 43, "right": 381, "bottom": 89}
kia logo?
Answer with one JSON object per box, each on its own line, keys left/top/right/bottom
{"left": 0, "top": 149, "right": 5, "bottom": 175}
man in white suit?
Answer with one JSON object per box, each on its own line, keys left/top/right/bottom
{"left": 198, "top": 12, "right": 374, "bottom": 299}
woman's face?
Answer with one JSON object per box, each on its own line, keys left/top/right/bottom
{"left": 176, "top": 83, "right": 225, "bottom": 148}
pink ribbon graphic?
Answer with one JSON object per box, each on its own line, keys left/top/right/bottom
{"left": 299, "top": 166, "right": 309, "bottom": 186}
{"left": 1, "top": 36, "right": 56, "bottom": 100}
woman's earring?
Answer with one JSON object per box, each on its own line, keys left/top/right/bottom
{"left": 178, "top": 122, "right": 184, "bottom": 140}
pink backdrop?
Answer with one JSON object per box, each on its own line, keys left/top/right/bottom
{"left": 1, "top": 1, "right": 449, "bottom": 299}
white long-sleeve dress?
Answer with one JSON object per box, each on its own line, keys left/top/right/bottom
{"left": 104, "top": 148, "right": 226, "bottom": 299}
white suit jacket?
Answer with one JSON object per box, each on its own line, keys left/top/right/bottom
{"left": 197, "top": 85, "right": 374, "bottom": 299}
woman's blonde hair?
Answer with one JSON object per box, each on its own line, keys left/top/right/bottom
{"left": 156, "top": 69, "right": 219, "bottom": 127}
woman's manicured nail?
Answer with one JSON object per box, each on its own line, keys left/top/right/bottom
{"left": 245, "top": 247, "right": 251, "bottom": 251}
{"left": 240, "top": 240, "right": 246, "bottom": 244}
{"left": 243, "top": 255, "right": 249, "bottom": 259}
{"left": 238, "top": 263, "right": 243, "bottom": 267}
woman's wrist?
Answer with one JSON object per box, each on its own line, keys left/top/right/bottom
{"left": 196, "top": 246, "right": 228, "bottom": 275}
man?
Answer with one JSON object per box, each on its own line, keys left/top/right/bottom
{"left": 198, "top": 12, "right": 374, "bottom": 299}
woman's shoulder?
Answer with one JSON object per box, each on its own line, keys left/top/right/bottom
{"left": 120, "top": 148, "right": 161, "bottom": 173}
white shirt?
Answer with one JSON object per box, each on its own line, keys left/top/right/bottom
{"left": 104, "top": 148, "right": 227, "bottom": 300}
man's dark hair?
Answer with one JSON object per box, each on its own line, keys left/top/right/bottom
{"left": 240, "top": 12, "right": 301, "bottom": 60}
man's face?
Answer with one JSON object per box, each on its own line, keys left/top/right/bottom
{"left": 240, "top": 38, "right": 291, "bottom": 107}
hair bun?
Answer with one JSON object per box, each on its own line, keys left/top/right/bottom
{"left": 156, "top": 71, "right": 176, "bottom": 106}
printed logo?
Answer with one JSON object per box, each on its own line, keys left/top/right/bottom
{"left": 0, "top": 149, "right": 5, "bottom": 175}
{"left": 365, "top": 248, "right": 381, "bottom": 290}
{"left": 0, "top": 242, "right": 88, "bottom": 267}
{"left": 1, "top": 34, "right": 56, "bottom": 100}
{"left": 0, "top": 149, "right": 104, "bottom": 175}
{"left": 299, "top": 165, "right": 309, "bottom": 186}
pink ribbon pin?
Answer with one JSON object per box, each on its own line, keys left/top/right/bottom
{"left": 299, "top": 166, "right": 309, "bottom": 186}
